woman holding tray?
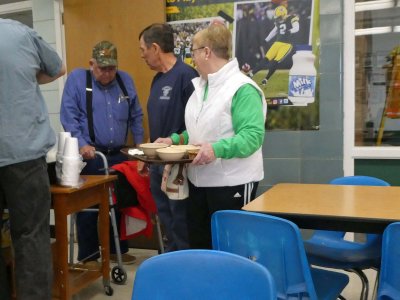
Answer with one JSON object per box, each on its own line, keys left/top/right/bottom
{"left": 156, "top": 21, "right": 267, "bottom": 249}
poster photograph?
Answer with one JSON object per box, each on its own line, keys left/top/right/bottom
{"left": 167, "top": 0, "right": 320, "bottom": 131}
{"left": 169, "top": 17, "right": 228, "bottom": 68}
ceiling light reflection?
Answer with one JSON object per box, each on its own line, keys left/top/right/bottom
{"left": 355, "top": 0, "right": 394, "bottom": 12}
{"left": 355, "top": 26, "right": 392, "bottom": 36}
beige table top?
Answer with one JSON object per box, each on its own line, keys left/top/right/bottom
{"left": 242, "top": 183, "right": 400, "bottom": 233}
{"left": 51, "top": 175, "right": 117, "bottom": 194}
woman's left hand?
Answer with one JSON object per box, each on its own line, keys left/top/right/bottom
{"left": 154, "top": 137, "right": 173, "bottom": 146}
{"left": 192, "top": 143, "right": 216, "bottom": 165}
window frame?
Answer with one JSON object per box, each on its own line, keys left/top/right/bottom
{"left": 343, "top": 0, "right": 400, "bottom": 176}
{"left": 0, "top": 1, "right": 32, "bottom": 15}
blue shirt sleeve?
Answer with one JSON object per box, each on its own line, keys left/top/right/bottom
{"left": 28, "top": 27, "right": 63, "bottom": 77}
{"left": 60, "top": 70, "right": 90, "bottom": 148}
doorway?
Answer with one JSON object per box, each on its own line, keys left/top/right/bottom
{"left": 63, "top": 0, "right": 166, "bottom": 140}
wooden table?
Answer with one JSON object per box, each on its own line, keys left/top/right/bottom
{"left": 242, "top": 183, "right": 400, "bottom": 233}
{"left": 51, "top": 175, "right": 117, "bottom": 299}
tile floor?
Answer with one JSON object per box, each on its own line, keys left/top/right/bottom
{"left": 72, "top": 248, "right": 158, "bottom": 300}
{"left": 71, "top": 247, "right": 378, "bottom": 300}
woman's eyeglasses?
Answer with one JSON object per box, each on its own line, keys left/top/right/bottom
{"left": 191, "top": 46, "right": 205, "bottom": 56}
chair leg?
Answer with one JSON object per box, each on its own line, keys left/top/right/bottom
{"left": 346, "top": 268, "right": 369, "bottom": 300}
{"left": 371, "top": 269, "right": 379, "bottom": 300}
{"left": 154, "top": 214, "right": 164, "bottom": 254}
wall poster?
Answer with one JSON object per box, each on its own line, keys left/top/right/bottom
{"left": 167, "top": 0, "right": 320, "bottom": 130}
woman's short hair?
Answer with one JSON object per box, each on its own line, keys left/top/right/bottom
{"left": 139, "top": 23, "right": 174, "bottom": 53}
{"left": 196, "top": 22, "right": 231, "bottom": 60}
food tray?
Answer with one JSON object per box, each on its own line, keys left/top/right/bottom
{"left": 120, "top": 148, "right": 193, "bottom": 164}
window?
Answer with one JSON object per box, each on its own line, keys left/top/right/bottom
{"left": 0, "top": 0, "right": 33, "bottom": 27}
{"left": 344, "top": 0, "right": 400, "bottom": 175}
{"left": 354, "top": 0, "right": 400, "bottom": 147}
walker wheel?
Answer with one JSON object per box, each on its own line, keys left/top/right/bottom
{"left": 104, "top": 285, "right": 113, "bottom": 296}
{"left": 112, "top": 265, "right": 128, "bottom": 285}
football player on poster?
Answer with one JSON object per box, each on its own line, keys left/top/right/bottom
{"left": 243, "top": 4, "right": 299, "bottom": 86}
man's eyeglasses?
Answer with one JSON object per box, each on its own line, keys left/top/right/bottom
{"left": 191, "top": 46, "right": 205, "bottom": 56}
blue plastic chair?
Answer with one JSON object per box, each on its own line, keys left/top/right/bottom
{"left": 303, "top": 175, "right": 390, "bottom": 300}
{"left": 211, "top": 210, "right": 349, "bottom": 300}
{"left": 377, "top": 222, "right": 400, "bottom": 299}
{"left": 131, "top": 249, "right": 277, "bottom": 300}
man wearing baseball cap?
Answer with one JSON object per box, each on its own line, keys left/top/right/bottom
{"left": 92, "top": 40, "right": 118, "bottom": 66}
{"left": 61, "top": 40, "right": 144, "bottom": 266}
{"left": 90, "top": 40, "right": 119, "bottom": 85}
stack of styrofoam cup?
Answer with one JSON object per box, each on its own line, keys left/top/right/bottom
{"left": 56, "top": 132, "right": 71, "bottom": 182}
{"left": 59, "top": 136, "right": 86, "bottom": 187}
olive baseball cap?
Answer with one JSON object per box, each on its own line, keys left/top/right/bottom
{"left": 92, "top": 40, "right": 118, "bottom": 67}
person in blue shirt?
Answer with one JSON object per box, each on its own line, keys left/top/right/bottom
{"left": 138, "top": 23, "right": 198, "bottom": 251}
{"left": 0, "top": 18, "right": 65, "bottom": 300}
{"left": 60, "top": 41, "right": 144, "bottom": 265}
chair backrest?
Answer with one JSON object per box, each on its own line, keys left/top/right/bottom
{"left": 131, "top": 249, "right": 276, "bottom": 300}
{"left": 212, "top": 210, "right": 317, "bottom": 299}
{"left": 378, "top": 222, "right": 400, "bottom": 299}
{"left": 329, "top": 175, "right": 390, "bottom": 186}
